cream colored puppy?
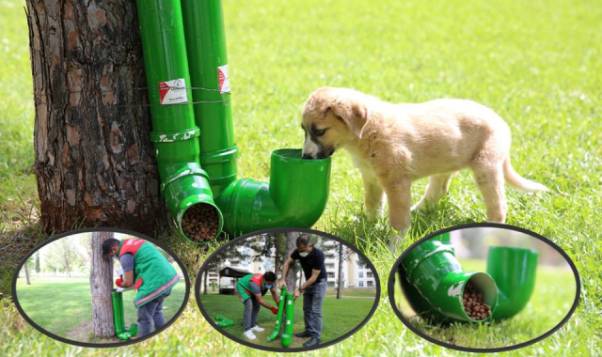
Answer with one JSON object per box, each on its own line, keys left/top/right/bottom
{"left": 301, "top": 87, "right": 548, "bottom": 245}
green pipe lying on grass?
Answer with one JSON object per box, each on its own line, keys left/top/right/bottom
{"left": 400, "top": 233, "right": 498, "bottom": 323}
{"left": 487, "top": 246, "right": 538, "bottom": 320}
{"left": 399, "top": 232, "right": 538, "bottom": 323}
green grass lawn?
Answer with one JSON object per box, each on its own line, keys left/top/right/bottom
{"left": 395, "top": 260, "right": 578, "bottom": 349}
{"left": 15, "top": 278, "right": 186, "bottom": 342}
{"left": 199, "top": 291, "right": 376, "bottom": 349}
{"left": 1, "top": 0, "right": 601, "bottom": 355}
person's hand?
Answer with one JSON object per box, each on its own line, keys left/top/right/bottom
{"left": 115, "top": 276, "right": 124, "bottom": 287}
{"left": 277, "top": 279, "right": 286, "bottom": 289}
{"left": 294, "top": 289, "right": 300, "bottom": 298}
{"left": 134, "top": 278, "right": 143, "bottom": 289}
{"left": 270, "top": 306, "right": 279, "bottom": 315}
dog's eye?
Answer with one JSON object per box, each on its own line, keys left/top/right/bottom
{"left": 313, "top": 127, "right": 328, "bottom": 137}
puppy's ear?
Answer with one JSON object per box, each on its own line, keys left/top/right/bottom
{"left": 330, "top": 100, "right": 369, "bottom": 139}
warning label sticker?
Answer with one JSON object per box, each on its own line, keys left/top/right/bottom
{"left": 217, "top": 64, "right": 230, "bottom": 94}
{"left": 159, "top": 79, "right": 188, "bottom": 105}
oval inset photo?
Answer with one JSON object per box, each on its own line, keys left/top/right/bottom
{"left": 389, "top": 223, "right": 580, "bottom": 352}
{"left": 196, "top": 228, "right": 380, "bottom": 352}
{"left": 12, "top": 229, "right": 189, "bottom": 347}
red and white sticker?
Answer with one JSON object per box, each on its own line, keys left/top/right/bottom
{"left": 159, "top": 78, "right": 188, "bottom": 105}
{"left": 217, "top": 64, "right": 230, "bottom": 94}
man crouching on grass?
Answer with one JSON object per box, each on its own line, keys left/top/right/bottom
{"left": 235, "top": 271, "right": 280, "bottom": 340}
{"left": 103, "top": 238, "right": 179, "bottom": 337}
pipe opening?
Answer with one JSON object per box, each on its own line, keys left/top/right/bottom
{"left": 462, "top": 273, "right": 497, "bottom": 321}
{"left": 181, "top": 203, "right": 221, "bottom": 241}
{"left": 273, "top": 148, "right": 330, "bottom": 162}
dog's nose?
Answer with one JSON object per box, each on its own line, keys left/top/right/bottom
{"left": 302, "top": 153, "right": 313, "bottom": 160}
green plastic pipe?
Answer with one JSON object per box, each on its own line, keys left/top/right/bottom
{"left": 487, "top": 246, "right": 538, "bottom": 320}
{"left": 400, "top": 233, "right": 498, "bottom": 323}
{"left": 218, "top": 149, "right": 331, "bottom": 235}
{"left": 135, "top": 0, "right": 223, "bottom": 240}
{"left": 111, "top": 290, "right": 125, "bottom": 337}
{"left": 111, "top": 290, "right": 138, "bottom": 340}
{"left": 281, "top": 290, "right": 295, "bottom": 348}
{"left": 180, "top": 0, "right": 238, "bottom": 197}
{"left": 267, "top": 287, "right": 287, "bottom": 342}
{"left": 180, "top": 0, "right": 331, "bottom": 235}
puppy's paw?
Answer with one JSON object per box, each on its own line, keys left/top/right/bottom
{"left": 364, "top": 208, "right": 382, "bottom": 222}
{"left": 387, "top": 229, "right": 407, "bottom": 252}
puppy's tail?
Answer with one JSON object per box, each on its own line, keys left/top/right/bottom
{"left": 503, "top": 158, "right": 549, "bottom": 192}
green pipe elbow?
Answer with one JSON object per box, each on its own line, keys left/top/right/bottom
{"left": 400, "top": 236, "right": 498, "bottom": 323}
{"left": 217, "top": 149, "right": 331, "bottom": 235}
{"left": 487, "top": 246, "right": 538, "bottom": 320}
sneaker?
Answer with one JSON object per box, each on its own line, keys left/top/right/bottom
{"left": 243, "top": 329, "right": 257, "bottom": 340}
{"left": 294, "top": 330, "right": 311, "bottom": 338}
{"left": 303, "top": 337, "right": 320, "bottom": 348}
{"left": 252, "top": 325, "right": 265, "bottom": 332}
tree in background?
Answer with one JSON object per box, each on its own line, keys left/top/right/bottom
{"left": 275, "top": 232, "right": 301, "bottom": 291}
{"left": 25, "top": 1, "right": 162, "bottom": 234}
{"left": 90, "top": 231, "right": 114, "bottom": 338}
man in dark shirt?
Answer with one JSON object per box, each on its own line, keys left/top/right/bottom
{"left": 278, "top": 235, "right": 327, "bottom": 348}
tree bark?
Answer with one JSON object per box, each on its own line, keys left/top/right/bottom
{"left": 285, "top": 232, "right": 299, "bottom": 292}
{"left": 90, "top": 231, "right": 114, "bottom": 337}
{"left": 24, "top": 263, "right": 31, "bottom": 285}
{"left": 25, "top": 0, "right": 163, "bottom": 234}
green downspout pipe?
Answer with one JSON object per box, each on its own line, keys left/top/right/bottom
{"left": 487, "top": 246, "right": 538, "bottom": 320}
{"left": 281, "top": 289, "right": 296, "bottom": 348}
{"left": 181, "top": 0, "right": 331, "bottom": 236}
{"left": 267, "top": 287, "right": 287, "bottom": 342}
{"left": 399, "top": 233, "right": 499, "bottom": 323}
{"left": 135, "top": 0, "right": 223, "bottom": 240}
{"left": 111, "top": 290, "right": 138, "bottom": 340}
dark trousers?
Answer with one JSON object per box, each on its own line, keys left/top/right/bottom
{"left": 137, "top": 296, "right": 165, "bottom": 337}
{"left": 243, "top": 296, "right": 261, "bottom": 331}
{"left": 303, "top": 280, "right": 327, "bottom": 339}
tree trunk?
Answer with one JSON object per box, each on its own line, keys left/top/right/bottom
{"left": 26, "top": 0, "right": 163, "bottom": 234}
{"left": 203, "top": 270, "right": 208, "bottom": 295}
{"left": 336, "top": 242, "right": 343, "bottom": 299}
{"left": 24, "top": 263, "right": 31, "bottom": 285}
{"left": 35, "top": 252, "right": 41, "bottom": 273}
{"left": 90, "top": 231, "right": 114, "bottom": 337}
{"left": 285, "top": 232, "right": 298, "bottom": 292}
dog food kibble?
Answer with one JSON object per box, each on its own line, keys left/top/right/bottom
{"left": 181, "top": 204, "right": 219, "bottom": 241}
{"left": 463, "top": 281, "right": 491, "bottom": 320}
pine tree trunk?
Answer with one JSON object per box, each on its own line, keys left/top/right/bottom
{"left": 90, "top": 231, "right": 114, "bottom": 337}
{"left": 25, "top": 0, "right": 163, "bottom": 234}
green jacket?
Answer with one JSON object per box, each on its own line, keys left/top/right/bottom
{"left": 119, "top": 239, "right": 179, "bottom": 307}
